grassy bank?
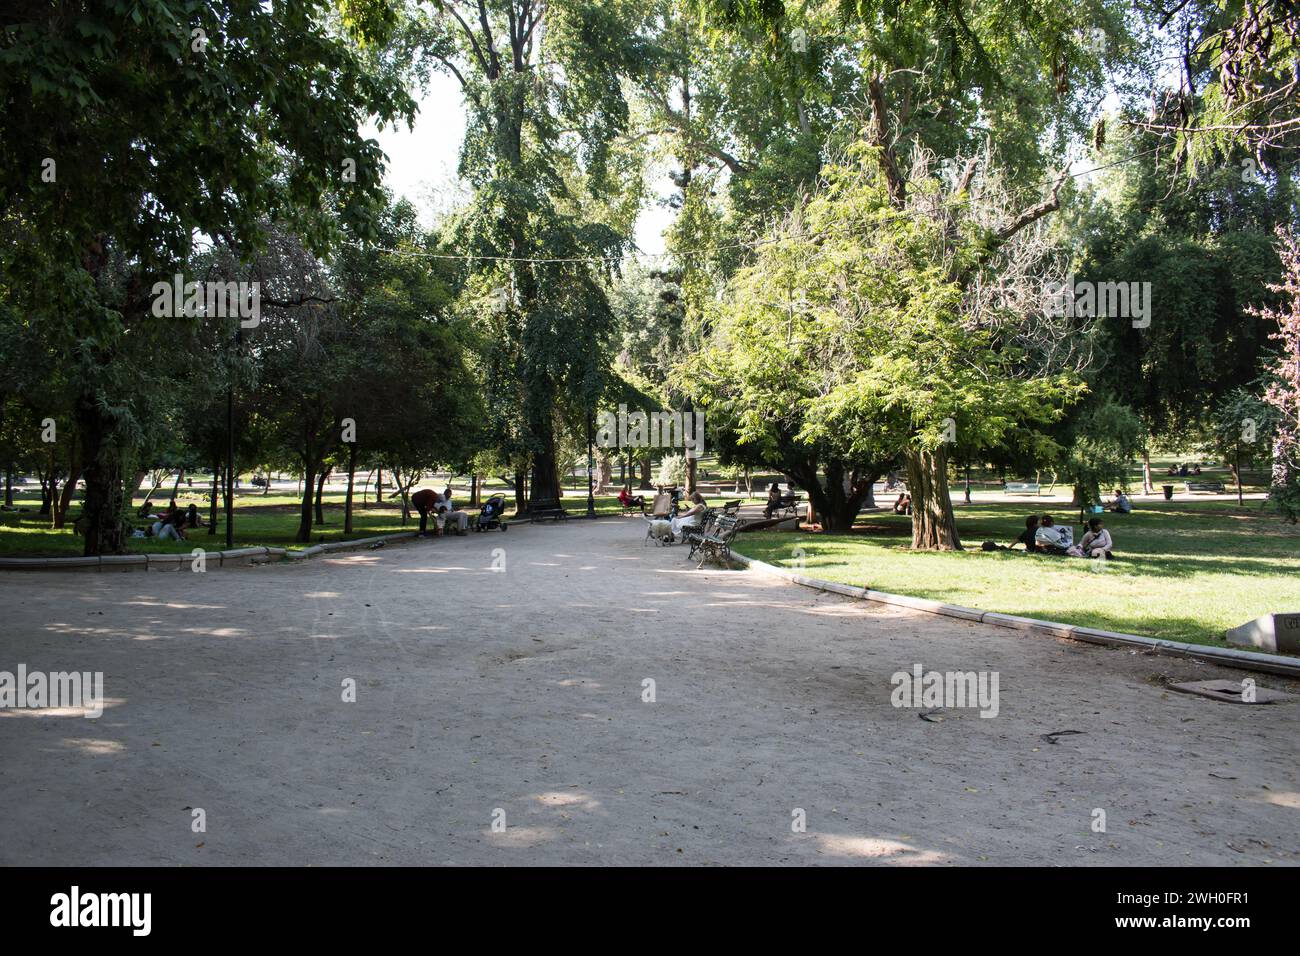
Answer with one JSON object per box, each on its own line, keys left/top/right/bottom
{"left": 736, "top": 500, "right": 1299, "bottom": 648}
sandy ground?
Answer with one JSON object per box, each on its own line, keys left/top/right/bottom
{"left": 0, "top": 517, "right": 1296, "bottom": 866}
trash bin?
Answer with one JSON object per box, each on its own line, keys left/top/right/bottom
{"left": 1162, "top": 484, "right": 1174, "bottom": 500}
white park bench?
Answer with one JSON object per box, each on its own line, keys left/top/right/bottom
{"left": 1004, "top": 482, "right": 1041, "bottom": 495}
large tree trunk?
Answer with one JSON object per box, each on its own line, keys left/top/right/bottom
{"left": 905, "top": 446, "right": 961, "bottom": 550}
{"left": 208, "top": 458, "right": 219, "bottom": 534}
{"left": 638, "top": 455, "right": 652, "bottom": 490}
{"left": 789, "top": 462, "right": 876, "bottom": 532}
{"left": 54, "top": 466, "right": 81, "bottom": 529}
{"left": 77, "top": 399, "right": 126, "bottom": 556}
{"left": 344, "top": 445, "right": 357, "bottom": 534}
{"left": 296, "top": 458, "right": 316, "bottom": 543}
{"left": 529, "top": 436, "right": 562, "bottom": 506}
{"left": 1141, "top": 445, "right": 1153, "bottom": 496}
{"left": 513, "top": 468, "right": 526, "bottom": 516}
{"left": 314, "top": 468, "right": 328, "bottom": 524}
{"left": 4, "top": 463, "right": 12, "bottom": 507}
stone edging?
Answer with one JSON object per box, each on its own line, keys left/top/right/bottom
{"left": 729, "top": 550, "right": 1300, "bottom": 679}
{"left": 0, "top": 532, "right": 420, "bottom": 572}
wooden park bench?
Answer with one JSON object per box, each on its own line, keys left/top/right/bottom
{"left": 722, "top": 499, "right": 742, "bottom": 517}
{"left": 527, "top": 499, "right": 568, "bottom": 522}
{"left": 775, "top": 493, "right": 802, "bottom": 519}
{"left": 696, "top": 514, "right": 739, "bottom": 569}
{"left": 1004, "top": 482, "right": 1041, "bottom": 495}
{"left": 1186, "top": 480, "right": 1226, "bottom": 494}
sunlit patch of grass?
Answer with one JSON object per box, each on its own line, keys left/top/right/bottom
{"left": 738, "top": 501, "right": 1299, "bottom": 648}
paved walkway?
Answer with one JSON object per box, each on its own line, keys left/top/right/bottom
{"left": 1, "top": 518, "right": 1295, "bottom": 865}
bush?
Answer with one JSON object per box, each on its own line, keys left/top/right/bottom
{"left": 656, "top": 453, "right": 686, "bottom": 487}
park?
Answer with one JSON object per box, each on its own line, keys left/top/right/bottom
{"left": 0, "top": 0, "right": 1298, "bottom": 890}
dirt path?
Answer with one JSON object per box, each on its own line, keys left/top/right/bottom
{"left": 1, "top": 518, "right": 1295, "bottom": 865}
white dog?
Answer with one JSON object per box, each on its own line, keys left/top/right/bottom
{"left": 643, "top": 517, "right": 674, "bottom": 546}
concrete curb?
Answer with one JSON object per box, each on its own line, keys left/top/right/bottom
{"left": 0, "top": 532, "right": 421, "bottom": 573}
{"left": 729, "top": 550, "right": 1300, "bottom": 679}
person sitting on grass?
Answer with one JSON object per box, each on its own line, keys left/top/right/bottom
{"left": 1069, "top": 518, "right": 1113, "bottom": 559}
{"left": 1010, "top": 515, "right": 1040, "bottom": 552}
{"left": 618, "top": 485, "right": 645, "bottom": 513}
{"left": 1034, "top": 514, "right": 1069, "bottom": 555}
{"left": 151, "top": 513, "right": 186, "bottom": 542}
{"left": 893, "top": 493, "right": 912, "bottom": 515}
{"left": 1108, "top": 489, "right": 1132, "bottom": 514}
{"left": 185, "top": 503, "right": 202, "bottom": 528}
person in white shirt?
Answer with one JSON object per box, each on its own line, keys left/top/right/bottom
{"left": 671, "top": 491, "right": 707, "bottom": 538}
{"left": 435, "top": 485, "right": 470, "bottom": 535}
{"left": 1071, "top": 518, "right": 1114, "bottom": 558}
{"left": 1033, "top": 515, "right": 1068, "bottom": 555}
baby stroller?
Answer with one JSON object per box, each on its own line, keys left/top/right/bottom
{"left": 475, "top": 494, "right": 508, "bottom": 532}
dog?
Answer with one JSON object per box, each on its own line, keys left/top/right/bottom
{"left": 643, "top": 516, "right": 674, "bottom": 546}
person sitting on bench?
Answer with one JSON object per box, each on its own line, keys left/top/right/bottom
{"left": 1034, "top": 514, "right": 1069, "bottom": 555}
{"left": 671, "top": 491, "right": 708, "bottom": 537}
{"left": 436, "top": 485, "right": 470, "bottom": 535}
{"left": 411, "top": 487, "right": 442, "bottom": 537}
{"left": 618, "top": 485, "right": 645, "bottom": 513}
{"left": 763, "top": 483, "right": 783, "bottom": 519}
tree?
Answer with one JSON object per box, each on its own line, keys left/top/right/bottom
{"left": 0, "top": 0, "right": 412, "bottom": 553}
{"left": 1249, "top": 227, "right": 1300, "bottom": 521}
{"left": 687, "top": 149, "right": 1085, "bottom": 542}
{"left": 693, "top": 0, "right": 1129, "bottom": 545}
{"left": 425, "top": 0, "right": 642, "bottom": 508}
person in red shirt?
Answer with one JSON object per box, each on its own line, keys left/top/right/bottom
{"left": 618, "top": 485, "right": 645, "bottom": 513}
{"left": 411, "top": 487, "right": 442, "bottom": 536}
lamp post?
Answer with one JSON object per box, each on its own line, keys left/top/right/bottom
{"left": 586, "top": 406, "right": 596, "bottom": 518}
{"left": 225, "top": 326, "right": 241, "bottom": 549}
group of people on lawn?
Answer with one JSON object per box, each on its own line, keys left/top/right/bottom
{"left": 137, "top": 499, "right": 202, "bottom": 541}
{"left": 411, "top": 486, "right": 470, "bottom": 536}
{"left": 1011, "top": 514, "right": 1114, "bottom": 559}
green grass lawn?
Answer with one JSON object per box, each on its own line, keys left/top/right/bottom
{"left": 736, "top": 500, "right": 1299, "bottom": 649}
{"left": 0, "top": 487, "right": 639, "bottom": 556}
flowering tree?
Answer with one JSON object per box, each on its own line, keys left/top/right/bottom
{"left": 1250, "top": 227, "right": 1300, "bottom": 521}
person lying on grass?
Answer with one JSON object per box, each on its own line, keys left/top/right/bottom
{"left": 1069, "top": 518, "right": 1114, "bottom": 559}
{"left": 1033, "top": 515, "right": 1070, "bottom": 555}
